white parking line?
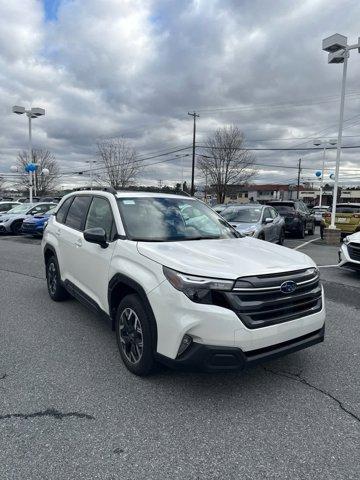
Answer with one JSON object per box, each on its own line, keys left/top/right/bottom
{"left": 294, "top": 237, "right": 321, "bottom": 250}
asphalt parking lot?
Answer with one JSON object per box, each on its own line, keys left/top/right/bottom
{"left": 0, "top": 230, "right": 359, "bottom": 480}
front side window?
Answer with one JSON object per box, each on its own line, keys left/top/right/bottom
{"left": 65, "top": 196, "right": 92, "bottom": 231}
{"left": 85, "top": 197, "right": 115, "bottom": 241}
{"left": 117, "top": 197, "right": 239, "bottom": 241}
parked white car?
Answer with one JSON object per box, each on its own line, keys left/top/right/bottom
{"left": 339, "top": 232, "right": 360, "bottom": 271}
{"left": 0, "top": 202, "right": 56, "bottom": 234}
{"left": 312, "top": 206, "right": 330, "bottom": 225}
{"left": 42, "top": 189, "right": 325, "bottom": 376}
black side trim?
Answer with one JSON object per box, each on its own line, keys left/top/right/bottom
{"left": 64, "top": 280, "right": 111, "bottom": 325}
{"left": 156, "top": 326, "right": 325, "bottom": 372}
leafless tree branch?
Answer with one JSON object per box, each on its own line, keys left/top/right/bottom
{"left": 97, "top": 137, "right": 140, "bottom": 189}
{"left": 198, "top": 125, "right": 256, "bottom": 203}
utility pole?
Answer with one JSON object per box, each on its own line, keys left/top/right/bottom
{"left": 188, "top": 111, "right": 199, "bottom": 196}
{"left": 297, "top": 158, "right": 302, "bottom": 199}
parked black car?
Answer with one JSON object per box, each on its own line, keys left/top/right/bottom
{"left": 267, "top": 200, "right": 315, "bottom": 238}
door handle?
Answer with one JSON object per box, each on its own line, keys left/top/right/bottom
{"left": 56, "top": 229, "right": 61, "bottom": 237}
{"left": 75, "top": 239, "right": 82, "bottom": 247}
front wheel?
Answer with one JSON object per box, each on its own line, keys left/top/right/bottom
{"left": 116, "top": 294, "right": 155, "bottom": 376}
{"left": 11, "top": 221, "right": 23, "bottom": 235}
{"left": 298, "top": 223, "right": 305, "bottom": 239}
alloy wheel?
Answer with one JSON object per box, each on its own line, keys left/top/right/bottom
{"left": 119, "top": 307, "right": 144, "bottom": 364}
{"left": 47, "top": 262, "right": 57, "bottom": 295}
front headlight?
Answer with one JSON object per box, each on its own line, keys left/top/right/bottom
{"left": 163, "top": 266, "right": 234, "bottom": 301}
{"left": 343, "top": 236, "right": 350, "bottom": 245}
{"left": 244, "top": 229, "right": 256, "bottom": 237}
{"left": 0, "top": 217, "right": 9, "bottom": 223}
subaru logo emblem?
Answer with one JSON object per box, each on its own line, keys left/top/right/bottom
{"left": 280, "top": 280, "right": 297, "bottom": 294}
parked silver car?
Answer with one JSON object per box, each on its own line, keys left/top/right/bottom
{"left": 221, "top": 204, "right": 286, "bottom": 244}
{"left": 0, "top": 202, "right": 56, "bottom": 234}
{"left": 0, "top": 201, "right": 20, "bottom": 213}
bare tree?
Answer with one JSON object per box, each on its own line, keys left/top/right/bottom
{"left": 198, "top": 126, "right": 256, "bottom": 203}
{"left": 16, "top": 149, "right": 60, "bottom": 196}
{"left": 97, "top": 137, "right": 140, "bottom": 189}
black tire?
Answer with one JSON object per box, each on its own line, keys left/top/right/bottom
{"left": 46, "top": 255, "right": 69, "bottom": 301}
{"left": 278, "top": 228, "right": 285, "bottom": 245}
{"left": 11, "top": 220, "right": 23, "bottom": 235}
{"left": 115, "top": 294, "right": 155, "bottom": 376}
{"left": 258, "top": 233, "right": 265, "bottom": 240}
{"left": 298, "top": 223, "right": 305, "bottom": 239}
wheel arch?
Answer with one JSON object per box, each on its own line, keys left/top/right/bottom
{"left": 43, "top": 243, "right": 57, "bottom": 265}
{"left": 108, "top": 273, "right": 158, "bottom": 348}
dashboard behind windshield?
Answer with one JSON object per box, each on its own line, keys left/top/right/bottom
{"left": 117, "top": 197, "right": 239, "bottom": 241}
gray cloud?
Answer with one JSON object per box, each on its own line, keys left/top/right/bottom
{"left": 1, "top": 0, "right": 360, "bottom": 190}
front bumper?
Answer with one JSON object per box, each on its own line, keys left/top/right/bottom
{"left": 21, "top": 223, "right": 43, "bottom": 235}
{"left": 157, "top": 326, "right": 325, "bottom": 371}
{"left": 339, "top": 243, "right": 360, "bottom": 270}
{"left": 0, "top": 222, "right": 11, "bottom": 233}
{"left": 148, "top": 279, "right": 326, "bottom": 360}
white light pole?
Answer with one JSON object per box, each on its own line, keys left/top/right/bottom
{"left": 322, "top": 34, "right": 360, "bottom": 230}
{"left": 12, "top": 106, "right": 45, "bottom": 202}
{"left": 313, "top": 139, "right": 337, "bottom": 207}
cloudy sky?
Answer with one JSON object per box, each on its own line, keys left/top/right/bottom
{"left": 1, "top": 0, "right": 360, "bottom": 189}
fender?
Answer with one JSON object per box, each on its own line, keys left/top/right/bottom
{"left": 108, "top": 273, "right": 158, "bottom": 348}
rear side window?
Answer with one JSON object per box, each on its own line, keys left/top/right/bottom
{"left": 85, "top": 197, "right": 115, "bottom": 241}
{"left": 65, "top": 196, "right": 92, "bottom": 231}
{"left": 56, "top": 197, "right": 74, "bottom": 224}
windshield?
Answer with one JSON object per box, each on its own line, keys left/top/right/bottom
{"left": 222, "top": 207, "right": 262, "bottom": 223}
{"left": 117, "top": 197, "right": 239, "bottom": 241}
{"left": 6, "top": 204, "right": 33, "bottom": 214}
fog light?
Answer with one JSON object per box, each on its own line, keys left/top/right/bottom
{"left": 177, "top": 334, "right": 192, "bottom": 357}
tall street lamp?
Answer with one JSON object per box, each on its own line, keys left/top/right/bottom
{"left": 313, "top": 139, "right": 337, "bottom": 207}
{"left": 12, "top": 105, "right": 45, "bottom": 202}
{"left": 322, "top": 34, "right": 360, "bottom": 238}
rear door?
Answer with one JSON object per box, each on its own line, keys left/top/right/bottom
{"left": 73, "top": 196, "right": 117, "bottom": 312}
{"left": 58, "top": 195, "right": 92, "bottom": 286}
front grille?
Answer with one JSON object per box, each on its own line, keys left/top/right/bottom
{"left": 21, "top": 224, "right": 35, "bottom": 232}
{"left": 348, "top": 243, "right": 360, "bottom": 262}
{"left": 224, "top": 268, "right": 322, "bottom": 329}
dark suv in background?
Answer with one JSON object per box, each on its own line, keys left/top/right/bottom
{"left": 267, "top": 200, "right": 315, "bottom": 238}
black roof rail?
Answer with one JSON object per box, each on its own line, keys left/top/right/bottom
{"left": 73, "top": 186, "right": 117, "bottom": 195}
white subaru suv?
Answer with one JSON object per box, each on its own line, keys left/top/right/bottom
{"left": 42, "top": 189, "right": 325, "bottom": 376}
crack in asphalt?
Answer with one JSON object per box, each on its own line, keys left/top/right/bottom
{"left": 0, "top": 374, "right": 7, "bottom": 380}
{"left": 0, "top": 407, "right": 95, "bottom": 421}
{"left": 0, "top": 267, "right": 44, "bottom": 281}
{"left": 264, "top": 367, "right": 360, "bottom": 423}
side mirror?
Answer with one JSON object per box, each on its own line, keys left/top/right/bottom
{"left": 264, "top": 217, "right": 273, "bottom": 224}
{"left": 83, "top": 227, "right": 108, "bottom": 248}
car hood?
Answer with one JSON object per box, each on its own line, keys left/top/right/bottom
{"left": 137, "top": 237, "right": 316, "bottom": 279}
{"left": 0, "top": 213, "right": 25, "bottom": 220}
{"left": 228, "top": 222, "right": 259, "bottom": 233}
{"left": 348, "top": 231, "right": 360, "bottom": 242}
